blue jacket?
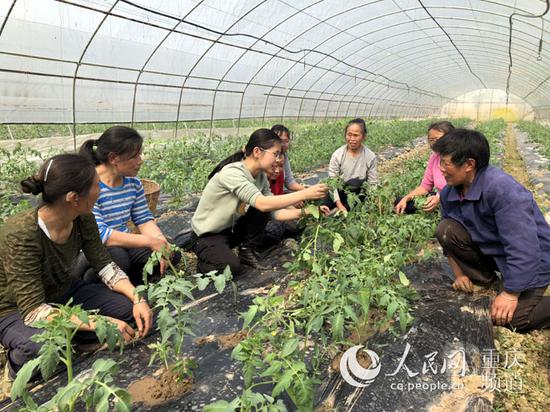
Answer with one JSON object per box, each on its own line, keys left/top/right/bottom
{"left": 440, "top": 166, "right": 550, "bottom": 292}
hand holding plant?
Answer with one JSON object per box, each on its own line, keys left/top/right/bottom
{"left": 422, "top": 193, "right": 440, "bottom": 212}
{"left": 131, "top": 300, "right": 153, "bottom": 338}
{"left": 302, "top": 183, "right": 328, "bottom": 200}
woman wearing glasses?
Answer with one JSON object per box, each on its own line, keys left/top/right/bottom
{"left": 191, "top": 128, "right": 328, "bottom": 276}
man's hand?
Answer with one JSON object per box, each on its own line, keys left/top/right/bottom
{"left": 491, "top": 292, "right": 519, "bottom": 326}
{"left": 452, "top": 273, "right": 474, "bottom": 293}
{"left": 422, "top": 194, "right": 440, "bottom": 212}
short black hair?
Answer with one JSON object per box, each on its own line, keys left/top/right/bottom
{"left": 432, "top": 128, "right": 490, "bottom": 170}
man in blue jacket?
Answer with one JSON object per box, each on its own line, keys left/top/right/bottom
{"left": 433, "top": 128, "right": 550, "bottom": 331}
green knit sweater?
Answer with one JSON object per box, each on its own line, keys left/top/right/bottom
{"left": 0, "top": 208, "right": 111, "bottom": 319}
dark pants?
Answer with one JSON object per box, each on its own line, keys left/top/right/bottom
{"left": 322, "top": 188, "right": 365, "bottom": 211}
{"left": 260, "top": 220, "right": 304, "bottom": 251}
{"left": 72, "top": 246, "right": 180, "bottom": 286}
{"left": 192, "top": 207, "right": 269, "bottom": 276}
{"left": 0, "top": 280, "right": 133, "bottom": 375}
{"left": 436, "top": 218, "right": 550, "bottom": 332}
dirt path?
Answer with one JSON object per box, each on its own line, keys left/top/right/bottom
{"left": 493, "top": 123, "right": 550, "bottom": 412}
{"left": 502, "top": 124, "right": 550, "bottom": 210}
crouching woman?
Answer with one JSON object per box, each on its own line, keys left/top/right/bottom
{"left": 191, "top": 128, "right": 328, "bottom": 276}
{"left": 0, "top": 154, "right": 152, "bottom": 377}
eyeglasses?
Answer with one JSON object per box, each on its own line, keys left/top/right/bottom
{"left": 260, "top": 148, "right": 283, "bottom": 160}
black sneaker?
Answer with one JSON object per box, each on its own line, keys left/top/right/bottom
{"left": 238, "top": 247, "right": 270, "bottom": 270}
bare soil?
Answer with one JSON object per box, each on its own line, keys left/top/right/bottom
{"left": 194, "top": 330, "right": 248, "bottom": 350}
{"left": 128, "top": 367, "right": 194, "bottom": 407}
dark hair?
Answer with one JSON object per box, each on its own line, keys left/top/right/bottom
{"left": 271, "top": 124, "right": 290, "bottom": 138}
{"left": 345, "top": 118, "right": 368, "bottom": 136}
{"left": 20, "top": 154, "right": 96, "bottom": 204}
{"left": 432, "top": 128, "right": 490, "bottom": 170}
{"left": 208, "top": 128, "right": 282, "bottom": 179}
{"left": 428, "top": 120, "right": 455, "bottom": 135}
{"left": 79, "top": 125, "right": 143, "bottom": 165}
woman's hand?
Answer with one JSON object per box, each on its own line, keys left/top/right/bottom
{"left": 303, "top": 184, "right": 328, "bottom": 200}
{"left": 107, "top": 317, "right": 137, "bottom": 343}
{"left": 422, "top": 194, "right": 440, "bottom": 212}
{"left": 394, "top": 196, "right": 410, "bottom": 214}
{"left": 320, "top": 205, "right": 331, "bottom": 216}
{"left": 132, "top": 300, "right": 153, "bottom": 338}
{"left": 147, "top": 234, "right": 169, "bottom": 252}
{"left": 147, "top": 235, "right": 170, "bottom": 274}
{"left": 491, "top": 292, "right": 519, "bottom": 326}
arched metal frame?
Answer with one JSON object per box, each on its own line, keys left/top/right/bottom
{"left": 0, "top": 0, "right": 549, "bottom": 135}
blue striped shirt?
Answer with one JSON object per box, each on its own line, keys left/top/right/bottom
{"left": 92, "top": 177, "right": 154, "bottom": 243}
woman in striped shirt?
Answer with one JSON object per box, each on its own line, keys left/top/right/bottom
{"left": 79, "top": 126, "right": 174, "bottom": 284}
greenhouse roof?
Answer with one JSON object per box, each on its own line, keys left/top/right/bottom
{"left": 0, "top": 0, "right": 549, "bottom": 124}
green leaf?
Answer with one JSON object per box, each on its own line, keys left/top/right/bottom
{"left": 241, "top": 305, "right": 258, "bottom": 329}
{"left": 11, "top": 358, "right": 40, "bottom": 399}
{"left": 260, "top": 361, "right": 283, "bottom": 378}
{"left": 305, "top": 204, "right": 319, "bottom": 220}
{"left": 92, "top": 358, "right": 117, "bottom": 374}
{"left": 343, "top": 305, "right": 359, "bottom": 323}
{"left": 56, "top": 380, "right": 85, "bottom": 411}
{"left": 204, "top": 399, "right": 238, "bottom": 412}
{"left": 214, "top": 275, "right": 226, "bottom": 294}
{"left": 223, "top": 265, "right": 233, "bottom": 281}
{"left": 398, "top": 271, "right": 410, "bottom": 286}
{"left": 332, "top": 233, "right": 344, "bottom": 252}
{"left": 196, "top": 277, "right": 210, "bottom": 291}
{"left": 272, "top": 369, "right": 294, "bottom": 397}
{"left": 311, "top": 262, "right": 322, "bottom": 275}
{"left": 331, "top": 312, "right": 344, "bottom": 341}
{"left": 358, "top": 290, "right": 370, "bottom": 317}
{"left": 95, "top": 391, "right": 110, "bottom": 412}
{"left": 281, "top": 338, "right": 299, "bottom": 357}
{"left": 39, "top": 343, "right": 59, "bottom": 380}
{"left": 387, "top": 301, "right": 398, "bottom": 318}
{"left": 307, "top": 315, "right": 324, "bottom": 333}
{"left": 113, "top": 390, "right": 132, "bottom": 412}
{"left": 231, "top": 343, "right": 247, "bottom": 361}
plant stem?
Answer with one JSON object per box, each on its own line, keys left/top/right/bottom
{"left": 65, "top": 330, "right": 73, "bottom": 383}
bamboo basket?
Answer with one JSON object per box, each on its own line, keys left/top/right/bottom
{"left": 129, "top": 178, "right": 160, "bottom": 234}
{"left": 141, "top": 178, "right": 160, "bottom": 215}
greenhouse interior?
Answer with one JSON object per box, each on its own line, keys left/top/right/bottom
{"left": 1, "top": 0, "right": 550, "bottom": 411}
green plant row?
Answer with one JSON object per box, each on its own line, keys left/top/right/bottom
{"left": 0, "top": 118, "right": 470, "bottom": 222}
{"left": 140, "top": 118, "right": 471, "bottom": 206}
{"left": 516, "top": 120, "right": 550, "bottom": 169}
{"left": 12, "top": 250, "right": 231, "bottom": 412}
{"left": 0, "top": 119, "right": 276, "bottom": 140}
{"left": 206, "top": 157, "right": 440, "bottom": 411}
{"left": 476, "top": 118, "right": 507, "bottom": 164}
{"left": 205, "top": 119, "right": 499, "bottom": 411}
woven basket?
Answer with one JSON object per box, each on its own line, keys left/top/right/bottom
{"left": 141, "top": 178, "right": 160, "bottom": 215}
